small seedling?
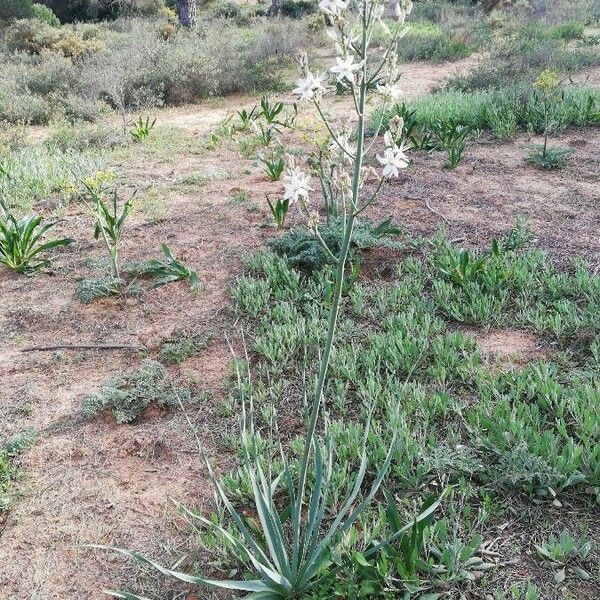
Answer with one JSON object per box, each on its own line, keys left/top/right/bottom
{"left": 535, "top": 530, "right": 593, "bottom": 582}
{"left": 130, "top": 243, "right": 199, "bottom": 292}
{"left": 259, "top": 96, "right": 285, "bottom": 125}
{"left": 130, "top": 116, "right": 156, "bottom": 142}
{"left": 260, "top": 155, "right": 285, "bottom": 181}
{"left": 254, "top": 121, "right": 277, "bottom": 146}
{"left": 431, "top": 119, "right": 475, "bottom": 169}
{"left": 80, "top": 182, "right": 133, "bottom": 281}
{"left": 237, "top": 106, "right": 259, "bottom": 130}
{"left": 0, "top": 200, "right": 73, "bottom": 273}
{"left": 266, "top": 195, "right": 289, "bottom": 229}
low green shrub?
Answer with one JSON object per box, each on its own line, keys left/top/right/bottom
{"left": 268, "top": 218, "right": 410, "bottom": 272}
{"left": 0, "top": 430, "right": 36, "bottom": 514}
{"left": 31, "top": 3, "right": 60, "bottom": 25}
{"left": 82, "top": 360, "right": 190, "bottom": 423}
{"left": 160, "top": 331, "right": 211, "bottom": 364}
{"left": 280, "top": 0, "right": 318, "bottom": 18}
{"left": 396, "top": 21, "right": 476, "bottom": 62}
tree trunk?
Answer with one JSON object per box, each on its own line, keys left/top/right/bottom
{"left": 177, "top": 0, "right": 197, "bottom": 27}
{"left": 267, "top": 0, "right": 282, "bottom": 17}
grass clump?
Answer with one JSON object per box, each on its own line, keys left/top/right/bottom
{"left": 217, "top": 229, "right": 600, "bottom": 595}
{"left": 76, "top": 276, "right": 126, "bottom": 304}
{"left": 372, "top": 85, "right": 599, "bottom": 143}
{"left": 0, "top": 146, "right": 104, "bottom": 211}
{"left": 82, "top": 360, "right": 190, "bottom": 423}
{"left": 222, "top": 225, "right": 600, "bottom": 591}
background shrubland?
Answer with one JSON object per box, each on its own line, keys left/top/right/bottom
{"left": 0, "top": 14, "right": 316, "bottom": 125}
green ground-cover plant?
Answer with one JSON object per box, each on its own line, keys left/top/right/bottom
{"left": 0, "top": 145, "right": 103, "bottom": 211}
{"left": 160, "top": 330, "right": 212, "bottom": 364}
{"left": 268, "top": 217, "right": 414, "bottom": 272}
{"left": 0, "top": 430, "right": 36, "bottom": 514}
{"left": 125, "top": 243, "right": 200, "bottom": 292}
{"left": 82, "top": 360, "right": 190, "bottom": 424}
{"left": 0, "top": 199, "right": 73, "bottom": 273}
{"left": 221, "top": 227, "right": 600, "bottom": 593}
{"left": 535, "top": 530, "right": 593, "bottom": 582}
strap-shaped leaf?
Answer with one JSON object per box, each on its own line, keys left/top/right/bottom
{"left": 89, "top": 546, "right": 271, "bottom": 593}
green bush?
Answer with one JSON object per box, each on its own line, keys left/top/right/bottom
{"left": 280, "top": 0, "right": 318, "bottom": 18}
{"left": 397, "top": 21, "right": 475, "bottom": 62}
{"left": 3, "top": 18, "right": 103, "bottom": 56}
{"left": 0, "top": 0, "right": 33, "bottom": 20}
{"left": 31, "top": 2, "right": 60, "bottom": 25}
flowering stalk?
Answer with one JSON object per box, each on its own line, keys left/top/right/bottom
{"left": 97, "top": 2, "right": 436, "bottom": 598}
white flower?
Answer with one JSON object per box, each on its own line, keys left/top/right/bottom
{"left": 328, "top": 132, "right": 355, "bottom": 161}
{"left": 283, "top": 166, "right": 312, "bottom": 203}
{"left": 377, "top": 143, "right": 409, "bottom": 178}
{"left": 383, "top": 131, "right": 394, "bottom": 148}
{"left": 376, "top": 82, "right": 403, "bottom": 103}
{"left": 319, "top": 0, "right": 348, "bottom": 17}
{"left": 330, "top": 55, "right": 363, "bottom": 85}
{"left": 293, "top": 72, "right": 326, "bottom": 102}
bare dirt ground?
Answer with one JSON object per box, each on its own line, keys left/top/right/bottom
{"left": 1, "top": 55, "right": 599, "bottom": 599}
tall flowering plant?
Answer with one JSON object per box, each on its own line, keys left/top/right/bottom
{"left": 100, "top": 1, "right": 443, "bottom": 597}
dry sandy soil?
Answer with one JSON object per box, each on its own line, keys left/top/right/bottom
{"left": 0, "top": 57, "right": 599, "bottom": 599}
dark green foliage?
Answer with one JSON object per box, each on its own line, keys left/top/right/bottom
{"left": 268, "top": 218, "right": 410, "bottom": 272}
{"left": 0, "top": 0, "right": 34, "bottom": 19}
{"left": 280, "top": 0, "right": 318, "bottom": 18}
{"left": 31, "top": 3, "right": 60, "bottom": 25}
{"left": 0, "top": 200, "right": 74, "bottom": 273}
{"left": 227, "top": 226, "right": 600, "bottom": 595}
{"left": 0, "top": 430, "right": 36, "bottom": 513}
{"left": 82, "top": 360, "right": 190, "bottom": 424}
{"left": 125, "top": 243, "right": 200, "bottom": 292}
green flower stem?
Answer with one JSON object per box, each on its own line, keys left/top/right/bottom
{"left": 295, "top": 0, "right": 370, "bottom": 538}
